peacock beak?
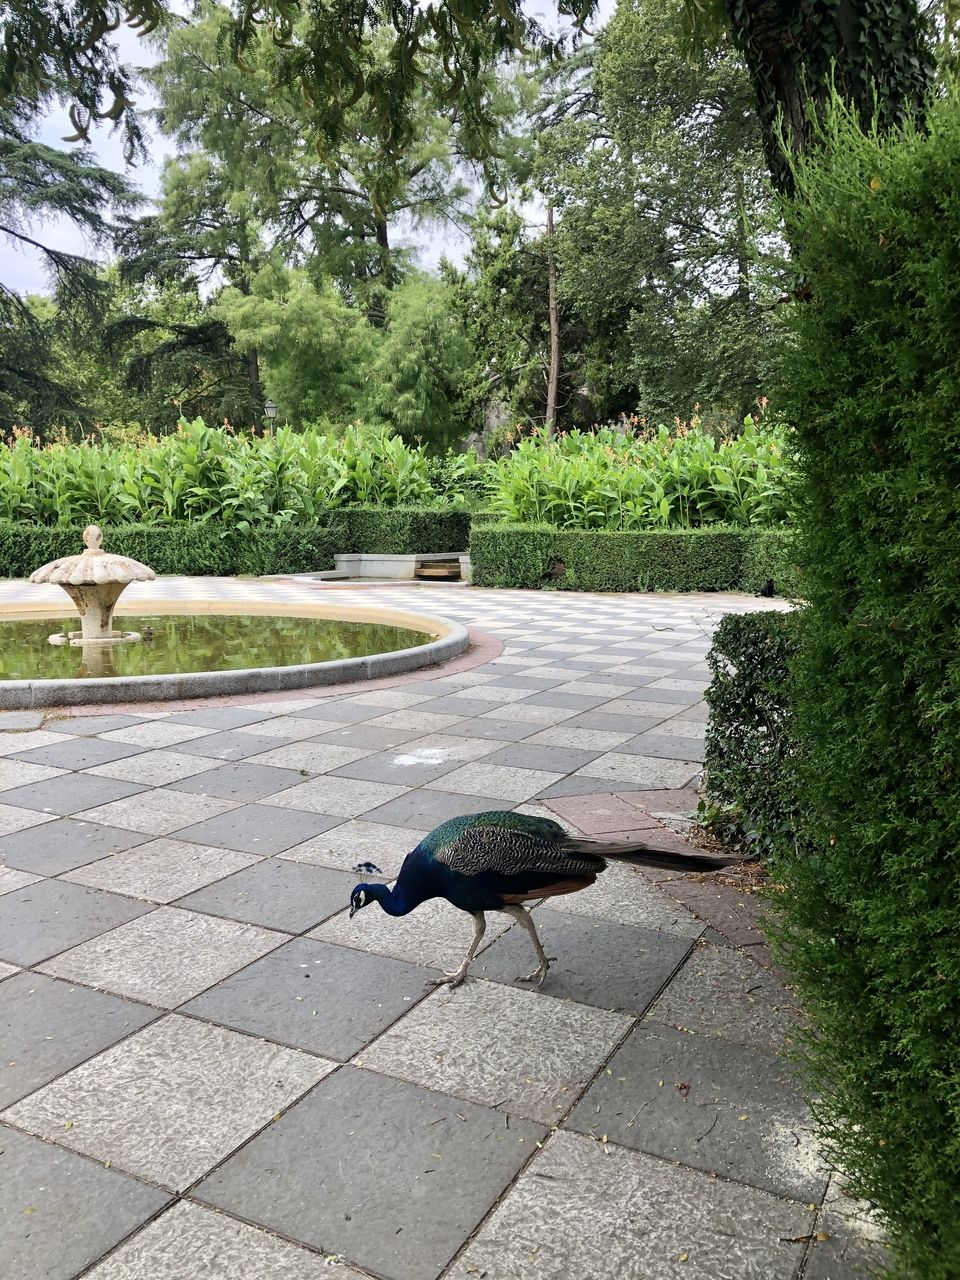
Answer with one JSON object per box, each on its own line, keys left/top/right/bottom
{"left": 349, "top": 901, "right": 357, "bottom": 919}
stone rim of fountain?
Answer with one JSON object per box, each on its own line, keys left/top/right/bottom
{"left": 29, "top": 524, "right": 156, "bottom": 646}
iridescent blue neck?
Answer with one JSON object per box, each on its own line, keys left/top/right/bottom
{"left": 363, "top": 881, "right": 417, "bottom": 917}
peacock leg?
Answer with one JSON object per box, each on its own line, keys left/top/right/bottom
{"left": 428, "top": 911, "right": 486, "bottom": 988}
{"left": 502, "top": 904, "right": 555, "bottom": 987}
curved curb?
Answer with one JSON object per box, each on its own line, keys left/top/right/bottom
{"left": 0, "top": 612, "right": 469, "bottom": 710}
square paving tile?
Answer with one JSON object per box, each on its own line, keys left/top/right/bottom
{"left": 365, "top": 709, "right": 467, "bottom": 733}
{"left": 242, "top": 741, "right": 370, "bottom": 774}
{"left": 0, "top": 758, "right": 66, "bottom": 791}
{"left": 0, "top": 773, "right": 146, "bottom": 816}
{"left": 576, "top": 752, "right": 701, "bottom": 789}
{"left": 443, "top": 716, "right": 534, "bottom": 742}
{"left": 546, "top": 861, "right": 705, "bottom": 936}
{"left": 183, "top": 936, "right": 434, "bottom": 1059}
{"left": 277, "top": 819, "right": 427, "bottom": 876}
{"left": 310, "top": 722, "right": 423, "bottom": 751}
{"left": 476, "top": 909, "right": 691, "bottom": 1015}
{"left": 359, "top": 979, "right": 632, "bottom": 1124}
{"left": 49, "top": 714, "right": 150, "bottom": 736}
{"left": 329, "top": 746, "right": 464, "bottom": 787}
{"left": 534, "top": 774, "right": 646, "bottom": 799}
{"left": 646, "top": 716, "right": 707, "bottom": 740}
{"left": 101, "top": 720, "right": 217, "bottom": 748}
{"left": 599, "top": 698, "right": 696, "bottom": 721}
{"left": 295, "top": 701, "right": 385, "bottom": 724}
{"left": 177, "top": 861, "right": 355, "bottom": 932}
{"left": 74, "top": 788, "right": 239, "bottom": 837}
{"left": 0, "top": 711, "right": 44, "bottom": 730}
{"left": 366, "top": 785, "right": 506, "bottom": 828}
{"left": 194, "top": 1065, "right": 545, "bottom": 1280}
{"left": 543, "top": 792, "right": 663, "bottom": 836}
{"left": 0, "top": 879, "right": 150, "bottom": 967}
{"left": 484, "top": 742, "right": 602, "bottom": 772}
{"left": 84, "top": 1200, "right": 368, "bottom": 1279}
{"left": 262, "top": 775, "right": 407, "bottom": 818}
{"left": 87, "top": 749, "right": 222, "bottom": 787}
{"left": 619, "top": 732, "right": 706, "bottom": 763}
{"left": 565, "top": 1021, "right": 828, "bottom": 1203}
{"left": 174, "top": 730, "right": 299, "bottom": 761}
{"left": 172, "top": 803, "right": 339, "bottom": 855}
{"left": 175, "top": 761, "right": 307, "bottom": 801}
{"left": 3, "top": 1015, "right": 329, "bottom": 1191}
{"left": 415, "top": 694, "right": 510, "bottom": 718}
{"left": 238, "top": 715, "right": 349, "bottom": 740}
{"left": 0, "top": 802, "right": 56, "bottom": 837}
{"left": 648, "top": 941, "right": 801, "bottom": 1053}
{"left": 0, "top": 971, "right": 159, "bottom": 1107}
{"left": 427, "top": 762, "right": 561, "bottom": 803}
{"left": 0, "top": 866, "right": 41, "bottom": 895}
{"left": 803, "top": 1212, "right": 891, "bottom": 1280}
{"left": 10, "top": 737, "right": 145, "bottom": 770}
{"left": 63, "top": 838, "right": 260, "bottom": 904}
{"left": 0, "top": 730, "right": 74, "bottom": 758}
{"left": 0, "top": 1125, "right": 170, "bottom": 1280}
{"left": 0, "top": 818, "right": 152, "bottom": 875}
{"left": 39, "top": 907, "right": 288, "bottom": 1007}
{"left": 168, "top": 707, "right": 277, "bottom": 729}
{"left": 564, "top": 711, "right": 668, "bottom": 734}
{"left": 446, "top": 1129, "right": 812, "bottom": 1280}
{"left": 312, "top": 894, "right": 511, "bottom": 971}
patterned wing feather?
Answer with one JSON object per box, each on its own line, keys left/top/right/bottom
{"left": 432, "top": 818, "right": 606, "bottom": 879}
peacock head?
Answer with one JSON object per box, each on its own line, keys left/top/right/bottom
{"left": 349, "top": 884, "right": 374, "bottom": 918}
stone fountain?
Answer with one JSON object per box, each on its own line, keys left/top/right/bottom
{"left": 30, "top": 524, "right": 156, "bottom": 646}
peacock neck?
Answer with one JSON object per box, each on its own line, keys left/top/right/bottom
{"left": 369, "top": 882, "right": 418, "bottom": 917}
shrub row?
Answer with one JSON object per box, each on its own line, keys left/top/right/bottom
{"left": 469, "top": 524, "right": 799, "bottom": 594}
{"left": 0, "top": 520, "right": 347, "bottom": 578}
{"left": 339, "top": 506, "right": 471, "bottom": 555}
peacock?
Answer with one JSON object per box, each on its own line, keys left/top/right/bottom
{"left": 349, "top": 809, "right": 740, "bottom": 988}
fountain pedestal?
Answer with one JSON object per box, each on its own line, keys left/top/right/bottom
{"left": 30, "top": 526, "right": 156, "bottom": 646}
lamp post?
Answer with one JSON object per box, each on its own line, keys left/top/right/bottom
{"left": 263, "top": 399, "right": 278, "bottom": 431}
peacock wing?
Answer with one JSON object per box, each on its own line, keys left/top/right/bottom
{"left": 431, "top": 817, "right": 606, "bottom": 879}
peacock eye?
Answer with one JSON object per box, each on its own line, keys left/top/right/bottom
{"left": 357, "top": 890, "right": 366, "bottom": 906}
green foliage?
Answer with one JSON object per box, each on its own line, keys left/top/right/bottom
{"left": 485, "top": 419, "right": 791, "bottom": 529}
{"left": 470, "top": 523, "right": 750, "bottom": 591}
{"left": 703, "top": 611, "right": 803, "bottom": 858}
{"left": 762, "top": 90, "right": 960, "bottom": 1276}
{"left": 739, "top": 528, "right": 805, "bottom": 598}
{"left": 341, "top": 507, "right": 471, "bottom": 554}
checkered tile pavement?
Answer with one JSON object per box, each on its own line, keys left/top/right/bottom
{"left": 0, "top": 581, "right": 884, "bottom": 1280}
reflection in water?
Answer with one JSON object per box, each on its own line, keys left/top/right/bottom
{"left": 0, "top": 614, "right": 433, "bottom": 681}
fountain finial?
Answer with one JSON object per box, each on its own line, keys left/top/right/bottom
{"left": 30, "top": 527, "right": 156, "bottom": 646}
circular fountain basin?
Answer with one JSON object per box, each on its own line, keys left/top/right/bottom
{"left": 0, "top": 601, "right": 468, "bottom": 708}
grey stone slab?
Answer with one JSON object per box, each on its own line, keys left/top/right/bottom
{"left": 330, "top": 748, "right": 463, "bottom": 787}
{"left": 0, "top": 711, "right": 45, "bottom": 730}
{"left": 182, "top": 936, "right": 435, "bottom": 1059}
{"left": 427, "top": 762, "right": 561, "bottom": 802}
{"left": 534, "top": 773, "right": 648, "bottom": 799}
{"left": 361, "top": 787, "right": 499, "bottom": 829}
{"left": 51, "top": 713, "right": 150, "bottom": 735}
{"left": 295, "top": 701, "right": 386, "bottom": 724}
{"left": 804, "top": 1212, "right": 891, "bottom": 1279}
{"left": 194, "top": 1065, "right": 546, "bottom": 1280}
{"left": 476, "top": 908, "right": 691, "bottom": 1015}
{"left": 312, "top": 894, "right": 511, "bottom": 971}
{"left": 484, "top": 742, "right": 602, "bottom": 772}
{"left": 172, "top": 804, "right": 339, "bottom": 855}
{"left": 447, "top": 1129, "right": 813, "bottom": 1280}
{"left": 277, "top": 818, "right": 426, "bottom": 876}
{"left": 244, "top": 741, "right": 369, "bottom": 773}
{"left": 101, "top": 720, "right": 218, "bottom": 748}
{"left": 168, "top": 707, "right": 277, "bottom": 729}
{"left": 177, "top": 861, "right": 355, "bottom": 932}
{"left": 611, "top": 685, "right": 702, "bottom": 705}
{"left": 174, "top": 730, "right": 298, "bottom": 760}
{"left": 444, "top": 717, "right": 536, "bottom": 742}
{"left": 10, "top": 737, "right": 145, "bottom": 770}
{"left": 520, "top": 690, "right": 613, "bottom": 711}
{"left": 618, "top": 732, "right": 706, "bottom": 763}
{"left": 175, "top": 761, "right": 307, "bottom": 801}
{"left": 0, "top": 773, "right": 146, "bottom": 816}
{"left": 0, "top": 801, "right": 56, "bottom": 837}
{"left": 0, "top": 758, "right": 66, "bottom": 791}
{"left": 576, "top": 752, "right": 701, "bottom": 789}
{"left": 3, "top": 1015, "right": 330, "bottom": 1192}
{"left": 0, "top": 866, "right": 41, "bottom": 895}
{"left": 310, "top": 722, "right": 424, "bottom": 751}
{"left": 648, "top": 941, "right": 801, "bottom": 1053}
{"left": 0, "top": 960, "right": 19, "bottom": 979}
{"left": 414, "top": 695, "right": 510, "bottom": 718}
{"left": 566, "top": 1021, "right": 827, "bottom": 1203}
{"left": 84, "top": 1200, "right": 368, "bottom": 1279}
{"left": 564, "top": 711, "right": 669, "bottom": 734}
{"left": 546, "top": 861, "right": 704, "bottom": 937}
{"left": 63, "top": 838, "right": 260, "bottom": 904}
{"left": 0, "top": 1124, "right": 170, "bottom": 1280}
{"left": 87, "top": 749, "right": 222, "bottom": 787}
{"left": 262, "top": 775, "right": 407, "bottom": 818}
{"left": 74, "top": 789, "right": 239, "bottom": 837}
{"left": 359, "top": 979, "right": 631, "bottom": 1124}
{"left": 0, "top": 879, "right": 150, "bottom": 967}
{"left": 0, "top": 971, "right": 159, "bottom": 1107}
{"left": 39, "top": 907, "right": 288, "bottom": 1007}
{"left": 0, "top": 817, "right": 152, "bottom": 875}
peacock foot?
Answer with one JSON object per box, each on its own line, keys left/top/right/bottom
{"left": 516, "top": 957, "right": 556, "bottom": 987}
{"left": 427, "top": 968, "right": 469, "bottom": 989}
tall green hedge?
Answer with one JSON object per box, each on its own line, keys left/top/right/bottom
{"left": 339, "top": 506, "right": 471, "bottom": 554}
{"left": 766, "top": 94, "right": 960, "bottom": 1277}
{"left": 470, "top": 523, "right": 785, "bottom": 593}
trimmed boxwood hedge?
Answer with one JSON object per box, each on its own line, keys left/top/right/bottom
{"left": 739, "top": 528, "right": 804, "bottom": 599}
{"left": 339, "top": 506, "right": 471, "bottom": 555}
{"left": 0, "top": 519, "right": 346, "bottom": 578}
{"left": 469, "top": 523, "right": 791, "bottom": 593}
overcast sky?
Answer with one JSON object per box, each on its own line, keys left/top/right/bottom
{"left": 4, "top": 2, "right": 614, "bottom": 296}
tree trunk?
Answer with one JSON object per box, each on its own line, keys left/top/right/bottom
{"left": 722, "top": 0, "right": 934, "bottom": 194}
{"left": 545, "top": 205, "right": 560, "bottom": 440}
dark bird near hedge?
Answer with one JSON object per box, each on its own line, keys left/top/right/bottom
{"left": 349, "top": 810, "right": 739, "bottom": 988}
